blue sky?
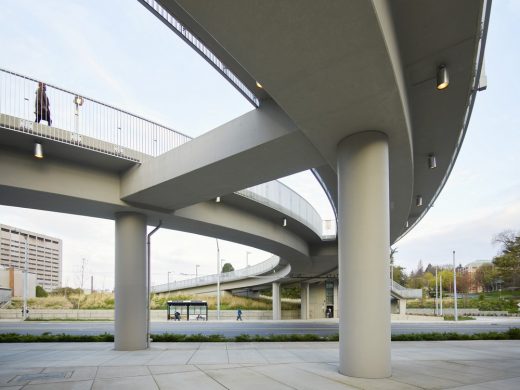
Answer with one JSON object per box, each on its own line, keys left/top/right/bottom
{"left": 0, "top": 0, "right": 518, "bottom": 288}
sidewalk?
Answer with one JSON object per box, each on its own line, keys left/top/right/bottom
{"left": 0, "top": 340, "right": 518, "bottom": 389}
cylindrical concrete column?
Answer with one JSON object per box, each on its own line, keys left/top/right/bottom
{"left": 337, "top": 131, "right": 391, "bottom": 378}
{"left": 115, "top": 212, "right": 147, "bottom": 350}
{"left": 272, "top": 282, "right": 281, "bottom": 320}
{"left": 300, "top": 282, "right": 309, "bottom": 320}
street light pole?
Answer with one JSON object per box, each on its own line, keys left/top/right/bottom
{"left": 195, "top": 264, "right": 200, "bottom": 279}
{"left": 216, "top": 239, "right": 221, "bottom": 320}
{"left": 146, "top": 220, "right": 162, "bottom": 348}
{"left": 246, "top": 251, "right": 251, "bottom": 267}
{"left": 167, "top": 271, "right": 172, "bottom": 295}
{"left": 453, "top": 250, "right": 458, "bottom": 321}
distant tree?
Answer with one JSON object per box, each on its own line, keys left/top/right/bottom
{"left": 456, "top": 272, "right": 472, "bottom": 294}
{"left": 35, "top": 285, "right": 48, "bottom": 297}
{"left": 492, "top": 231, "right": 520, "bottom": 288}
{"left": 221, "top": 262, "right": 235, "bottom": 273}
{"left": 415, "top": 260, "right": 424, "bottom": 277}
{"left": 392, "top": 265, "right": 408, "bottom": 286}
{"left": 390, "top": 247, "right": 398, "bottom": 265}
{"left": 475, "top": 264, "right": 499, "bottom": 291}
{"left": 424, "top": 263, "right": 435, "bottom": 275}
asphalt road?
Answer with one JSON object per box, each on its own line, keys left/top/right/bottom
{"left": 0, "top": 320, "right": 519, "bottom": 337}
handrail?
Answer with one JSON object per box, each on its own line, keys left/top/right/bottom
{"left": 237, "top": 181, "right": 336, "bottom": 239}
{"left": 0, "top": 67, "right": 191, "bottom": 159}
{"left": 138, "top": 0, "right": 260, "bottom": 108}
{"left": 152, "top": 255, "right": 280, "bottom": 293}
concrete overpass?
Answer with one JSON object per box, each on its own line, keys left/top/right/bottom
{"left": 0, "top": 0, "right": 490, "bottom": 379}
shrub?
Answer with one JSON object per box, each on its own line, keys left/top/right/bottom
{"left": 36, "top": 286, "right": 48, "bottom": 297}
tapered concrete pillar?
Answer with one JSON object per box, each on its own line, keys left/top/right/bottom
{"left": 272, "top": 282, "right": 281, "bottom": 320}
{"left": 300, "top": 282, "right": 309, "bottom": 319}
{"left": 115, "top": 212, "right": 147, "bottom": 350}
{"left": 337, "top": 131, "right": 391, "bottom": 378}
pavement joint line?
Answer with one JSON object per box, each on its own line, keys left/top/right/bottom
{"left": 197, "top": 366, "right": 231, "bottom": 390}
{"left": 184, "top": 345, "right": 199, "bottom": 365}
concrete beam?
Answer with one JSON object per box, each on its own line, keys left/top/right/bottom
{"left": 120, "top": 100, "right": 325, "bottom": 211}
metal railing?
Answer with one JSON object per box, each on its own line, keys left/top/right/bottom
{"left": 0, "top": 67, "right": 336, "bottom": 239}
{"left": 237, "top": 181, "right": 336, "bottom": 239}
{"left": 0, "top": 68, "right": 191, "bottom": 160}
{"left": 152, "top": 255, "right": 280, "bottom": 293}
{"left": 138, "top": 0, "right": 260, "bottom": 107}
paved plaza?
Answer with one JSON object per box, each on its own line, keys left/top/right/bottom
{"left": 0, "top": 340, "right": 518, "bottom": 389}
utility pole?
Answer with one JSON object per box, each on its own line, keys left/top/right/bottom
{"left": 246, "top": 251, "right": 251, "bottom": 267}
{"left": 91, "top": 275, "right": 94, "bottom": 294}
{"left": 453, "top": 250, "right": 458, "bottom": 321}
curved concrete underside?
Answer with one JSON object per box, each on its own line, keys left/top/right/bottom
{"left": 155, "top": 0, "right": 485, "bottom": 242}
{"left": 0, "top": 144, "right": 335, "bottom": 277}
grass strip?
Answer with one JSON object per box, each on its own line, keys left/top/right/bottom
{"left": 0, "top": 328, "right": 518, "bottom": 343}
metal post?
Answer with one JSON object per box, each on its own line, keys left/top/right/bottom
{"left": 246, "top": 251, "right": 251, "bottom": 267}
{"left": 216, "top": 239, "right": 221, "bottom": 320}
{"left": 23, "top": 235, "right": 28, "bottom": 320}
{"left": 167, "top": 271, "right": 171, "bottom": 294}
{"left": 435, "top": 267, "right": 438, "bottom": 316}
{"left": 440, "top": 273, "right": 443, "bottom": 316}
{"left": 453, "top": 250, "right": 458, "bottom": 321}
{"left": 146, "top": 220, "right": 162, "bottom": 348}
{"left": 195, "top": 264, "right": 200, "bottom": 279}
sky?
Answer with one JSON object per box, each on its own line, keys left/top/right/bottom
{"left": 0, "top": 1, "right": 519, "bottom": 288}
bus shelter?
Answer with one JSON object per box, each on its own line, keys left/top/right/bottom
{"left": 167, "top": 300, "right": 208, "bottom": 321}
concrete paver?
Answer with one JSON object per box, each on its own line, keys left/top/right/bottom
{"left": 0, "top": 341, "right": 518, "bottom": 389}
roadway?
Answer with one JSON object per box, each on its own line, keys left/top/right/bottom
{"left": 1, "top": 319, "right": 519, "bottom": 337}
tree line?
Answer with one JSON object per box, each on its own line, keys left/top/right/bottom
{"left": 392, "top": 230, "right": 520, "bottom": 294}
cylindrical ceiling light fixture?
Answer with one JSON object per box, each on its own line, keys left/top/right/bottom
{"left": 428, "top": 154, "right": 437, "bottom": 169}
{"left": 436, "top": 64, "right": 449, "bottom": 90}
{"left": 416, "top": 195, "right": 423, "bottom": 207}
{"left": 34, "top": 142, "right": 44, "bottom": 159}
{"left": 282, "top": 218, "right": 287, "bottom": 227}
{"left": 215, "top": 196, "right": 221, "bottom": 203}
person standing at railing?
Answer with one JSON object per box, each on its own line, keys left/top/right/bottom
{"left": 35, "top": 82, "right": 52, "bottom": 125}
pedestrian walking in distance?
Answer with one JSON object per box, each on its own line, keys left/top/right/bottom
{"left": 236, "top": 308, "right": 242, "bottom": 321}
